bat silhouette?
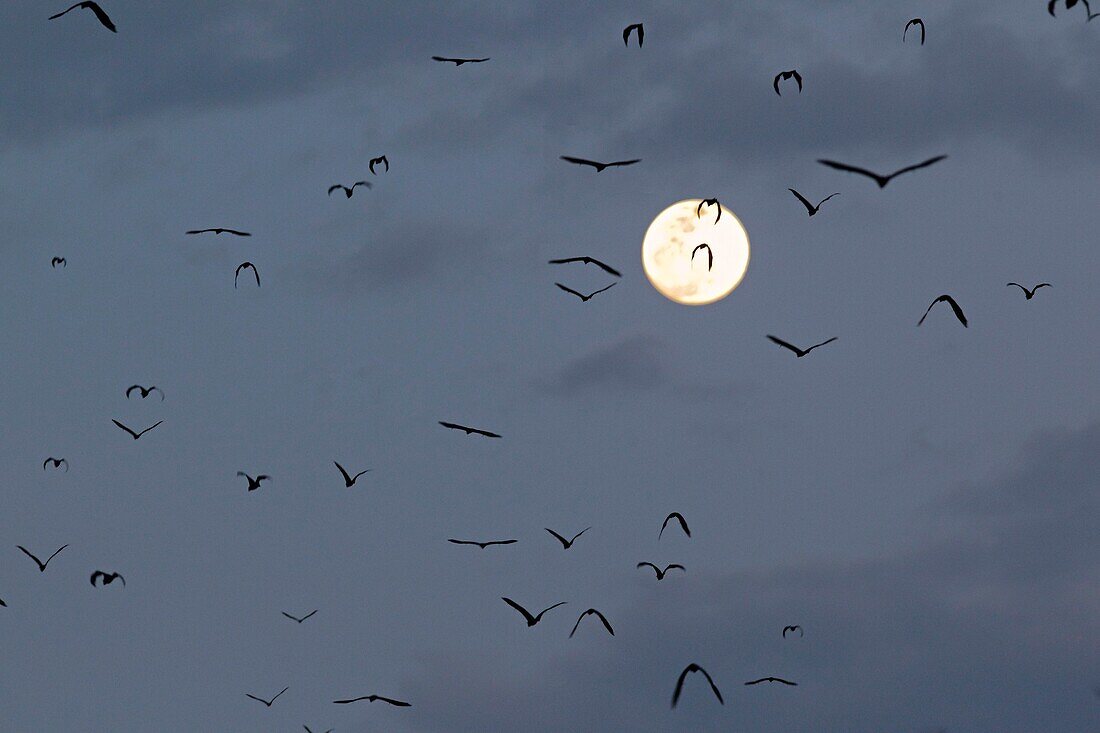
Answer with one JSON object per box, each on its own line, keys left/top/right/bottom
{"left": 782, "top": 625, "right": 803, "bottom": 638}
{"left": 303, "top": 727, "right": 332, "bottom": 733}
{"left": 818, "top": 155, "right": 947, "bottom": 188}
{"left": 126, "top": 384, "right": 164, "bottom": 400}
{"left": 333, "top": 694, "right": 410, "bottom": 707}
{"left": 432, "top": 56, "right": 489, "bottom": 65}
{"left": 697, "top": 198, "right": 721, "bottom": 223}
{"left": 555, "top": 282, "right": 617, "bottom": 302}
{"left": 327, "top": 181, "right": 371, "bottom": 198}
{"left": 544, "top": 527, "right": 591, "bottom": 549}
{"left": 1049, "top": 0, "right": 1095, "bottom": 18}
{"left": 235, "top": 262, "right": 260, "bottom": 288}
{"left": 671, "top": 664, "right": 724, "bottom": 708}
{"left": 448, "top": 538, "right": 517, "bottom": 548}
{"left": 918, "top": 294, "right": 967, "bottom": 327}
{"left": 334, "top": 461, "right": 370, "bottom": 487}
{"left": 90, "top": 570, "right": 125, "bottom": 587}
{"left": 744, "top": 677, "right": 798, "bottom": 686}
{"left": 660, "top": 512, "right": 691, "bottom": 539}
{"left": 623, "top": 23, "right": 643, "bottom": 46}
{"left": 788, "top": 189, "right": 840, "bottom": 216}
{"left": 767, "top": 335, "right": 837, "bottom": 358}
{"left": 904, "top": 18, "right": 926, "bottom": 44}
{"left": 369, "top": 155, "right": 389, "bottom": 174}
{"left": 186, "top": 228, "right": 250, "bottom": 236}
{"left": 237, "top": 472, "right": 271, "bottom": 492}
{"left": 49, "top": 1, "right": 116, "bottom": 32}
{"left": 1007, "top": 282, "right": 1051, "bottom": 300}
{"left": 637, "top": 562, "right": 685, "bottom": 580}
{"left": 569, "top": 608, "right": 615, "bottom": 637}
{"left": 0, "top": 597, "right": 5, "bottom": 607}
{"left": 246, "top": 687, "right": 289, "bottom": 707}
{"left": 282, "top": 610, "right": 318, "bottom": 623}
{"left": 439, "top": 421, "right": 501, "bottom": 438}
{"left": 691, "top": 244, "right": 713, "bottom": 271}
{"left": 548, "top": 256, "right": 622, "bottom": 278}
{"left": 560, "top": 155, "right": 641, "bottom": 172}
{"left": 773, "top": 69, "right": 802, "bottom": 95}
{"left": 43, "top": 457, "right": 69, "bottom": 472}
{"left": 112, "top": 419, "right": 163, "bottom": 440}
{"left": 51, "top": 257, "right": 66, "bottom": 268}
{"left": 17, "top": 544, "right": 68, "bottom": 573}
{"left": 501, "top": 597, "right": 567, "bottom": 627}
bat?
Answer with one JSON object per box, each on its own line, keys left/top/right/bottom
{"left": 49, "top": 2, "right": 116, "bottom": 32}
{"left": 548, "top": 256, "right": 622, "bottom": 278}
{"left": 773, "top": 69, "right": 803, "bottom": 95}
{"left": 501, "top": 597, "right": 567, "bottom": 627}
{"left": 569, "top": 608, "right": 615, "bottom": 637}
{"left": 918, "top": 294, "right": 968, "bottom": 327}
{"left": 766, "top": 335, "right": 838, "bottom": 358}
{"left": 439, "top": 421, "right": 501, "bottom": 438}
{"left": 559, "top": 155, "right": 641, "bottom": 172}
{"left": 671, "top": 664, "right": 724, "bottom": 708}
{"left": 817, "top": 155, "right": 947, "bottom": 188}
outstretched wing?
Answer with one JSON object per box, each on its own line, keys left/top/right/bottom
{"left": 606, "top": 159, "right": 641, "bottom": 168}
{"left": 555, "top": 282, "right": 586, "bottom": 300}
{"left": 112, "top": 419, "right": 138, "bottom": 438}
{"left": 804, "top": 337, "right": 838, "bottom": 353}
{"left": 817, "top": 159, "right": 884, "bottom": 183}
{"left": 660, "top": 512, "right": 691, "bottom": 538}
{"left": 372, "top": 695, "right": 412, "bottom": 707}
{"left": 85, "top": 1, "right": 116, "bottom": 31}
{"left": 544, "top": 528, "right": 569, "bottom": 547}
{"left": 333, "top": 461, "right": 353, "bottom": 484}
{"left": 501, "top": 597, "right": 536, "bottom": 624}
{"left": 787, "top": 188, "right": 815, "bottom": 213}
{"left": 888, "top": 155, "right": 948, "bottom": 180}
{"left": 570, "top": 526, "right": 592, "bottom": 543}
{"left": 17, "top": 545, "right": 43, "bottom": 568}
{"left": 532, "top": 601, "right": 567, "bottom": 622}
{"left": 560, "top": 156, "right": 599, "bottom": 168}
{"left": 766, "top": 335, "right": 802, "bottom": 355}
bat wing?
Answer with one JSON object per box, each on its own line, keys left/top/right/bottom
{"left": 87, "top": 2, "right": 116, "bottom": 31}
{"left": 48, "top": 3, "right": 81, "bottom": 20}
{"left": 588, "top": 258, "right": 621, "bottom": 277}
{"left": 607, "top": 159, "right": 641, "bottom": 167}
{"left": 555, "top": 282, "right": 586, "bottom": 299}
{"left": 560, "top": 156, "right": 598, "bottom": 168}
{"left": 943, "top": 295, "right": 968, "bottom": 326}
{"left": 373, "top": 696, "right": 411, "bottom": 707}
{"left": 805, "top": 337, "right": 838, "bottom": 353}
{"left": 501, "top": 597, "right": 536, "bottom": 624}
{"left": 17, "top": 546, "right": 43, "bottom": 567}
{"left": 112, "top": 419, "right": 138, "bottom": 438}
{"left": 767, "top": 335, "right": 801, "bottom": 354}
{"left": 333, "top": 462, "right": 353, "bottom": 485}
{"left": 544, "top": 528, "right": 569, "bottom": 547}
{"left": 570, "top": 526, "right": 591, "bottom": 543}
{"left": 533, "top": 601, "right": 567, "bottom": 622}
{"left": 890, "top": 155, "right": 947, "bottom": 179}
{"left": 787, "top": 188, "right": 815, "bottom": 213}
{"left": 817, "top": 159, "right": 884, "bottom": 184}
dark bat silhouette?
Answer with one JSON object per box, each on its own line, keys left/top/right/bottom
{"left": 766, "top": 335, "right": 838, "bottom": 358}
{"left": 90, "top": 570, "right": 125, "bottom": 587}
{"left": 773, "top": 69, "right": 802, "bottom": 95}
{"left": 112, "top": 419, "right": 163, "bottom": 440}
{"left": 17, "top": 544, "right": 68, "bottom": 573}
{"left": 548, "top": 256, "right": 622, "bottom": 278}
{"left": 560, "top": 155, "right": 641, "bottom": 172}
{"left": 333, "top": 694, "right": 410, "bottom": 707}
{"left": 782, "top": 625, "right": 804, "bottom": 638}
{"left": 788, "top": 189, "right": 840, "bottom": 216}
{"left": 282, "top": 610, "right": 318, "bottom": 623}
{"left": 1007, "top": 282, "right": 1051, "bottom": 300}
{"left": 918, "top": 294, "right": 968, "bottom": 327}
{"left": 904, "top": 18, "right": 926, "bottom": 44}
{"left": 671, "top": 664, "right": 724, "bottom": 708}
{"left": 327, "top": 181, "right": 371, "bottom": 198}
{"left": 544, "top": 527, "right": 591, "bottom": 549}
{"left": 570, "top": 608, "right": 615, "bottom": 637}
{"left": 623, "top": 23, "right": 643, "bottom": 46}
{"left": 501, "top": 597, "right": 567, "bottom": 627}
{"left": 0, "top": 597, "right": 6, "bottom": 607}
{"left": 818, "top": 156, "right": 947, "bottom": 188}
{"left": 334, "top": 461, "right": 370, "bottom": 487}
{"left": 660, "top": 512, "right": 691, "bottom": 539}
{"left": 448, "top": 538, "right": 517, "bottom": 548}
{"left": 555, "top": 282, "right": 617, "bottom": 302}
{"left": 439, "top": 421, "right": 501, "bottom": 438}
{"left": 246, "top": 687, "right": 289, "bottom": 707}
{"left": 745, "top": 677, "right": 798, "bottom": 686}
{"left": 235, "top": 262, "right": 260, "bottom": 288}
{"left": 126, "top": 384, "right": 164, "bottom": 400}
{"left": 186, "top": 228, "right": 250, "bottom": 236}
{"left": 43, "top": 457, "right": 69, "bottom": 472}
{"left": 637, "top": 562, "right": 685, "bottom": 580}
{"left": 303, "top": 727, "right": 332, "bottom": 733}
{"left": 237, "top": 472, "right": 271, "bottom": 492}
{"left": 369, "top": 155, "right": 389, "bottom": 174}
{"left": 1049, "top": 0, "right": 1096, "bottom": 18}
{"left": 691, "top": 244, "right": 713, "bottom": 271}
{"left": 696, "top": 198, "right": 721, "bottom": 223}
{"left": 432, "top": 56, "right": 489, "bottom": 65}
{"left": 51, "top": 257, "right": 67, "bottom": 268}
{"left": 49, "top": 2, "right": 116, "bottom": 32}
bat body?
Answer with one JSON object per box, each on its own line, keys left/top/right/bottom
{"left": 766, "top": 335, "right": 837, "bottom": 358}
{"left": 918, "top": 294, "right": 968, "bottom": 327}
{"left": 773, "top": 69, "right": 803, "bottom": 95}
{"left": 369, "top": 156, "right": 389, "bottom": 174}
{"left": 448, "top": 538, "right": 518, "bottom": 549}
{"left": 439, "top": 421, "right": 501, "bottom": 438}
{"left": 90, "top": 570, "right": 125, "bottom": 587}
{"left": 660, "top": 512, "right": 691, "bottom": 539}
{"left": 327, "top": 181, "right": 370, "bottom": 198}
{"left": 548, "top": 256, "right": 621, "bottom": 278}
{"left": 570, "top": 608, "right": 615, "bottom": 637}
{"left": 904, "top": 18, "right": 926, "bottom": 44}
{"left": 235, "top": 262, "right": 260, "bottom": 288}
{"left": 818, "top": 156, "right": 947, "bottom": 188}
{"left": 637, "top": 562, "right": 685, "bottom": 580}
{"left": 560, "top": 155, "right": 641, "bottom": 172}
{"left": 555, "top": 282, "right": 616, "bottom": 302}
{"left": 672, "top": 664, "right": 724, "bottom": 708}
{"left": 544, "top": 527, "right": 590, "bottom": 549}
{"left": 501, "top": 597, "right": 567, "bottom": 627}
{"left": 623, "top": 23, "right": 643, "bottom": 46}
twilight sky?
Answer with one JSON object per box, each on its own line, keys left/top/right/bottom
{"left": 1, "top": 1, "right": 1098, "bottom": 731}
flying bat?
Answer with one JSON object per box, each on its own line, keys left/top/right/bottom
{"left": 555, "top": 282, "right": 617, "bottom": 302}
{"left": 904, "top": 18, "right": 926, "bottom": 44}
{"left": 773, "top": 69, "right": 803, "bottom": 95}
{"left": 303, "top": 727, "right": 332, "bottom": 733}
{"left": 697, "top": 198, "right": 721, "bottom": 223}
{"left": 544, "top": 527, "right": 591, "bottom": 549}
{"left": 817, "top": 155, "right": 947, "bottom": 188}
{"left": 548, "top": 256, "right": 622, "bottom": 278}
{"left": 49, "top": 1, "right": 116, "bottom": 32}
{"left": 501, "top": 597, "right": 567, "bottom": 627}
{"left": 623, "top": 23, "right": 643, "bottom": 46}
{"left": 237, "top": 472, "right": 271, "bottom": 492}
{"left": 282, "top": 610, "right": 318, "bottom": 624}
{"left": 1049, "top": 0, "right": 1095, "bottom": 18}
{"left": 691, "top": 243, "right": 713, "bottom": 271}
{"left": 782, "top": 625, "right": 804, "bottom": 638}
{"left": 90, "top": 570, "right": 125, "bottom": 587}
{"left": 327, "top": 181, "right": 371, "bottom": 198}
{"left": 637, "top": 562, "right": 685, "bottom": 580}
{"left": 569, "top": 608, "right": 615, "bottom": 637}
{"left": 186, "top": 228, "right": 250, "bottom": 236}
{"left": 235, "top": 262, "right": 260, "bottom": 288}
{"left": 788, "top": 188, "right": 840, "bottom": 216}
{"left": 246, "top": 687, "right": 289, "bottom": 707}
{"left": 126, "top": 384, "right": 164, "bottom": 400}
{"left": 1006, "top": 282, "right": 1051, "bottom": 300}
{"left": 51, "top": 257, "right": 66, "bottom": 268}
{"left": 332, "top": 694, "right": 410, "bottom": 707}
{"left": 671, "top": 664, "right": 724, "bottom": 708}
{"left": 744, "top": 677, "right": 798, "bottom": 686}
{"left": 432, "top": 56, "right": 489, "bottom": 65}
{"left": 439, "top": 421, "right": 501, "bottom": 438}
{"left": 334, "top": 461, "right": 370, "bottom": 487}
{"left": 766, "top": 335, "right": 837, "bottom": 358}
{"left": 918, "top": 294, "right": 968, "bottom": 327}
{"left": 448, "top": 538, "right": 518, "bottom": 548}
{"left": 43, "top": 457, "right": 69, "bottom": 472}
{"left": 560, "top": 155, "right": 641, "bottom": 172}
{"left": 660, "top": 512, "right": 691, "bottom": 539}
{"left": 112, "top": 419, "right": 163, "bottom": 440}
{"left": 369, "top": 155, "right": 389, "bottom": 174}
{"left": 17, "top": 544, "right": 68, "bottom": 573}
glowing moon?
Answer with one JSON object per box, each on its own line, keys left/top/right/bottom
{"left": 642, "top": 199, "right": 750, "bottom": 305}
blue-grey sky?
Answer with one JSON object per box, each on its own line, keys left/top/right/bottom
{"left": 1, "top": 1, "right": 1098, "bottom": 731}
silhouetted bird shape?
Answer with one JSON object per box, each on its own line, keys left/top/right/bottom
{"left": 782, "top": 625, "right": 803, "bottom": 638}
{"left": 246, "top": 687, "right": 289, "bottom": 707}
{"left": 745, "top": 677, "right": 798, "bottom": 686}
{"left": 1049, "top": 0, "right": 1097, "bottom": 19}
{"left": 439, "top": 421, "right": 501, "bottom": 438}
{"left": 43, "top": 457, "right": 69, "bottom": 472}
{"left": 501, "top": 597, "right": 566, "bottom": 627}
{"left": 334, "top": 461, "right": 370, "bottom": 487}
{"left": 282, "top": 610, "right": 318, "bottom": 624}
{"left": 90, "top": 570, "right": 125, "bottom": 587}
{"left": 303, "top": 727, "right": 332, "bottom": 733}
{"left": 545, "top": 527, "right": 590, "bottom": 549}
{"left": 623, "top": 23, "right": 643, "bottom": 46}
{"left": 237, "top": 472, "right": 271, "bottom": 492}
{"left": 333, "top": 694, "right": 410, "bottom": 707}
{"left": 17, "top": 544, "right": 68, "bottom": 573}
{"left": 773, "top": 69, "right": 802, "bottom": 95}
{"left": 448, "top": 538, "right": 517, "bottom": 548}
{"left": 49, "top": 1, "right": 115, "bottom": 32}
{"left": 126, "top": 384, "right": 164, "bottom": 400}
{"left": 691, "top": 243, "right": 713, "bottom": 271}
{"left": 570, "top": 608, "right": 614, "bottom": 637}
{"left": 327, "top": 181, "right": 370, "bottom": 198}
{"left": 548, "top": 256, "right": 622, "bottom": 277}
{"left": 1007, "top": 282, "right": 1051, "bottom": 300}
{"left": 186, "top": 228, "right": 250, "bottom": 236}
{"left": 51, "top": 257, "right": 66, "bottom": 268}
{"left": 671, "top": 664, "right": 724, "bottom": 708}
{"left": 560, "top": 155, "right": 640, "bottom": 172}
{"left": 235, "top": 262, "right": 260, "bottom": 288}
{"left": 112, "top": 419, "right": 163, "bottom": 440}
{"left": 637, "top": 562, "right": 685, "bottom": 580}
{"left": 767, "top": 335, "right": 837, "bottom": 358}
{"left": 918, "top": 294, "right": 968, "bottom": 327}
{"left": 818, "top": 155, "right": 947, "bottom": 188}
{"left": 697, "top": 198, "right": 721, "bottom": 223}
{"left": 555, "top": 282, "right": 617, "bottom": 301}
{"left": 432, "top": 56, "right": 489, "bottom": 65}
{"left": 369, "top": 156, "right": 389, "bottom": 174}
{"left": 660, "top": 512, "right": 691, "bottom": 539}
{"left": 904, "top": 18, "right": 926, "bottom": 44}
{"left": 788, "top": 188, "right": 840, "bottom": 216}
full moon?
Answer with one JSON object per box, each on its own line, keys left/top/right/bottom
{"left": 642, "top": 199, "right": 750, "bottom": 305}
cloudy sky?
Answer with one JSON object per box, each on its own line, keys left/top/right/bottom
{"left": 1, "top": 1, "right": 1097, "bottom": 731}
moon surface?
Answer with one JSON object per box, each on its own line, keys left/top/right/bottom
{"left": 641, "top": 199, "right": 750, "bottom": 305}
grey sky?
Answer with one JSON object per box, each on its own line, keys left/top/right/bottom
{"left": 0, "top": 1, "right": 1097, "bottom": 731}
